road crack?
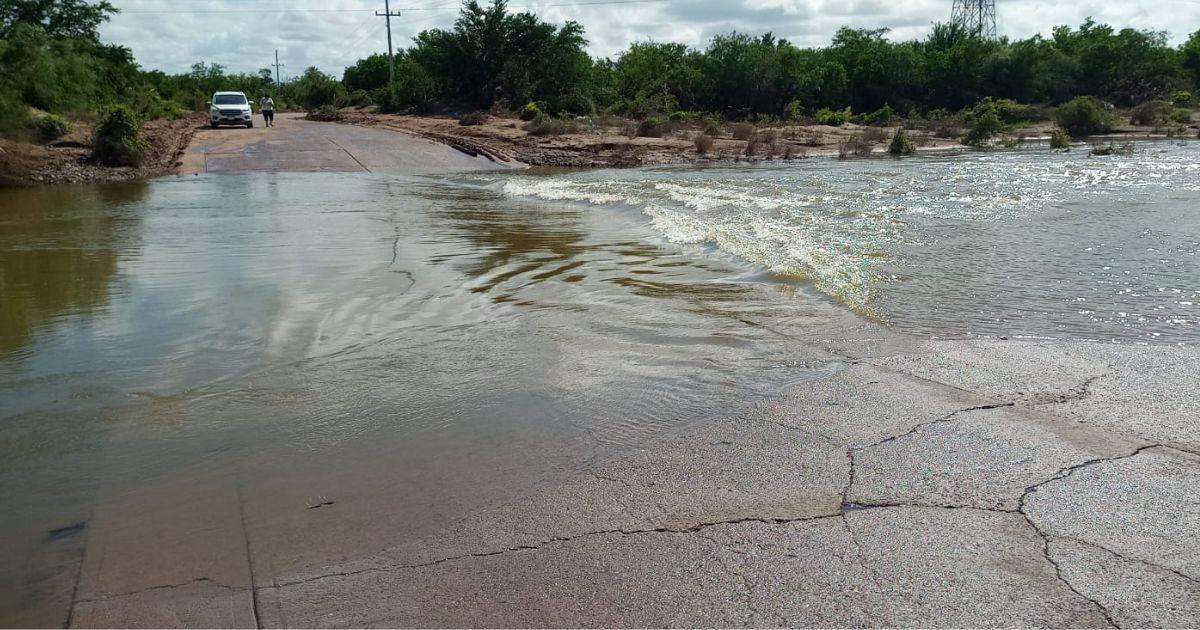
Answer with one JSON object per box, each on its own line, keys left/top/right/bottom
{"left": 73, "top": 577, "right": 247, "bottom": 605}
{"left": 270, "top": 512, "right": 846, "bottom": 590}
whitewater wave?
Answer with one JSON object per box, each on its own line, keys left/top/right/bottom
{"left": 497, "top": 143, "right": 1200, "bottom": 314}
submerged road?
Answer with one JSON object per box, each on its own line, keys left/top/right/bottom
{"left": 178, "top": 112, "right": 502, "bottom": 176}
{"left": 20, "top": 121, "right": 1198, "bottom": 628}
{"left": 58, "top": 340, "right": 1200, "bottom": 628}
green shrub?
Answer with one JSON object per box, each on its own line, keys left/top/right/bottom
{"left": 1049, "top": 128, "right": 1072, "bottom": 149}
{"left": 291, "top": 67, "right": 344, "bottom": 111}
{"left": 519, "top": 102, "right": 542, "bottom": 121}
{"left": 817, "top": 107, "right": 852, "bottom": 126}
{"left": 990, "top": 99, "right": 1043, "bottom": 124}
{"left": 555, "top": 92, "right": 595, "bottom": 116}
{"left": 864, "top": 104, "right": 896, "bottom": 126}
{"left": 93, "top": 106, "right": 146, "bottom": 166}
{"left": 1129, "top": 100, "right": 1171, "bottom": 126}
{"left": 1054, "top": 96, "right": 1116, "bottom": 137}
{"left": 785, "top": 100, "right": 804, "bottom": 122}
{"left": 668, "top": 110, "right": 693, "bottom": 123}
{"left": 344, "top": 89, "right": 372, "bottom": 108}
{"left": 36, "top": 113, "right": 69, "bottom": 142}
{"left": 621, "top": 91, "right": 678, "bottom": 119}
{"left": 887, "top": 128, "right": 914, "bottom": 155}
{"left": 702, "top": 114, "right": 722, "bottom": 135}
{"left": 637, "top": 116, "right": 670, "bottom": 138}
{"left": 962, "top": 110, "right": 1004, "bottom": 146}
{"left": 1172, "top": 91, "right": 1194, "bottom": 108}
{"left": 0, "top": 82, "right": 31, "bottom": 135}
{"left": 1169, "top": 108, "right": 1192, "bottom": 124}
{"left": 377, "top": 58, "right": 435, "bottom": 113}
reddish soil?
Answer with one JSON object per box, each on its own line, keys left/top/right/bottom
{"left": 0, "top": 113, "right": 207, "bottom": 187}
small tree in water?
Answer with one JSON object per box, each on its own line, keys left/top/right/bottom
{"left": 888, "top": 128, "right": 915, "bottom": 155}
{"left": 1049, "top": 128, "right": 1072, "bottom": 150}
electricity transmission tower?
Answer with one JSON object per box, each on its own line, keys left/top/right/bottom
{"left": 951, "top": 0, "right": 997, "bottom": 39}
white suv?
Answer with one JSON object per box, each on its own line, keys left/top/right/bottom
{"left": 209, "top": 91, "right": 253, "bottom": 128}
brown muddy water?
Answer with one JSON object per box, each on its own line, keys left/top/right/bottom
{"left": 0, "top": 172, "right": 856, "bottom": 625}
{"left": 3, "top": 142, "right": 1199, "bottom": 623}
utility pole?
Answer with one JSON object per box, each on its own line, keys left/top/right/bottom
{"left": 376, "top": 0, "right": 401, "bottom": 85}
{"left": 272, "top": 50, "right": 285, "bottom": 86}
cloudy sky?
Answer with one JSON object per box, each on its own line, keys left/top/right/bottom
{"left": 100, "top": 0, "right": 1200, "bottom": 77}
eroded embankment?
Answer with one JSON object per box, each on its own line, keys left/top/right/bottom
{"left": 0, "top": 113, "right": 206, "bottom": 187}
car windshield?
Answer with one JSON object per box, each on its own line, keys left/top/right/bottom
{"left": 214, "top": 94, "right": 247, "bottom": 105}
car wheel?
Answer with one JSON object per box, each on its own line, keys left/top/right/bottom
{"left": 246, "top": 121, "right": 254, "bottom": 128}
{"left": 211, "top": 122, "right": 219, "bottom": 129}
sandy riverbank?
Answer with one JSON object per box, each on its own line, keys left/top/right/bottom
{"left": 333, "top": 108, "right": 1188, "bottom": 168}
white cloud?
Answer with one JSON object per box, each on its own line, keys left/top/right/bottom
{"left": 101, "top": 0, "right": 1200, "bottom": 77}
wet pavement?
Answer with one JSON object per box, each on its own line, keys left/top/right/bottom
{"left": 2, "top": 121, "right": 1197, "bottom": 628}
{"left": 178, "top": 113, "right": 504, "bottom": 175}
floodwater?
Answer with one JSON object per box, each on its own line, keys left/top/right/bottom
{"left": 2, "top": 141, "right": 1199, "bottom": 624}
{"left": 501, "top": 140, "right": 1200, "bottom": 343}
{"left": 0, "top": 172, "right": 852, "bottom": 625}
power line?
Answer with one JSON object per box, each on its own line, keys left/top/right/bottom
{"left": 118, "top": 0, "right": 671, "bottom": 14}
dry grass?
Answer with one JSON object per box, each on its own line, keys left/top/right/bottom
{"left": 838, "top": 133, "right": 876, "bottom": 158}
{"left": 730, "top": 123, "right": 754, "bottom": 140}
{"left": 799, "top": 128, "right": 825, "bottom": 146}
{"left": 782, "top": 145, "right": 805, "bottom": 159}
{"left": 859, "top": 127, "right": 888, "bottom": 144}
{"left": 744, "top": 136, "right": 761, "bottom": 157}
{"left": 459, "top": 111, "right": 489, "bottom": 126}
{"left": 694, "top": 133, "right": 715, "bottom": 155}
{"left": 525, "top": 116, "right": 579, "bottom": 136}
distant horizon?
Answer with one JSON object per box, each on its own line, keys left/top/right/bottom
{"left": 101, "top": 0, "right": 1200, "bottom": 77}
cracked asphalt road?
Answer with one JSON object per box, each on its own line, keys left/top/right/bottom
{"left": 57, "top": 336, "right": 1200, "bottom": 628}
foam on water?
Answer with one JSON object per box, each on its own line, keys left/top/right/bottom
{"left": 497, "top": 141, "right": 1200, "bottom": 342}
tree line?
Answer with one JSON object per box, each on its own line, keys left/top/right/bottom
{"left": 2, "top": 0, "right": 1200, "bottom": 138}
{"left": 342, "top": 0, "right": 1200, "bottom": 120}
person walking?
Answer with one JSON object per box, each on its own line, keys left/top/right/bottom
{"left": 259, "top": 94, "right": 275, "bottom": 127}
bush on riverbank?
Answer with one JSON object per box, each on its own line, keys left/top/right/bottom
{"left": 962, "top": 100, "right": 1005, "bottom": 147}
{"left": 1130, "top": 100, "right": 1172, "bottom": 125}
{"left": 1055, "top": 97, "right": 1116, "bottom": 137}
{"left": 92, "top": 106, "right": 146, "bottom": 166}
{"left": 1049, "top": 128, "right": 1072, "bottom": 150}
{"left": 888, "top": 128, "right": 915, "bottom": 155}
{"left": 817, "top": 107, "right": 852, "bottom": 127}
{"left": 36, "top": 114, "right": 69, "bottom": 142}
{"left": 1169, "top": 108, "right": 1193, "bottom": 124}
